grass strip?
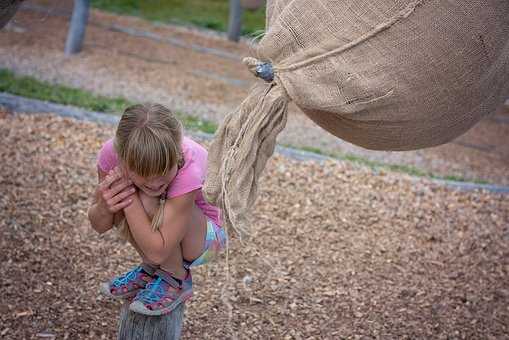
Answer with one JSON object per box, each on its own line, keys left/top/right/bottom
{"left": 90, "top": 0, "right": 266, "bottom": 36}
{"left": 0, "top": 69, "right": 131, "bottom": 113}
{"left": 0, "top": 68, "right": 218, "bottom": 134}
{"left": 298, "top": 146, "right": 489, "bottom": 184}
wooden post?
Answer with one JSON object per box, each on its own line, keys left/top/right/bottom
{"left": 227, "top": 0, "right": 243, "bottom": 42}
{"left": 0, "top": 0, "right": 23, "bottom": 29}
{"left": 64, "top": 0, "right": 90, "bottom": 55}
{"left": 118, "top": 302, "right": 185, "bottom": 340}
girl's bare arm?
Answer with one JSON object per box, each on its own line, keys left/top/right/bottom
{"left": 88, "top": 168, "right": 135, "bottom": 234}
{"left": 122, "top": 190, "right": 197, "bottom": 264}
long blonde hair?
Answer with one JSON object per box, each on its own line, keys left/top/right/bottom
{"left": 114, "top": 103, "right": 183, "bottom": 247}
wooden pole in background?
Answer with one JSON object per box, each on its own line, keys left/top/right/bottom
{"left": 227, "top": 0, "right": 243, "bottom": 42}
{"left": 65, "top": 0, "right": 90, "bottom": 55}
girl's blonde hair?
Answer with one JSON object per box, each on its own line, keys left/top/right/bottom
{"left": 114, "top": 103, "right": 183, "bottom": 248}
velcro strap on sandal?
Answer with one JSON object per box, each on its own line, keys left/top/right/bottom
{"left": 155, "top": 269, "right": 182, "bottom": 288}
{"left": 140, "top": 263, "right": 157, "bottom": 276}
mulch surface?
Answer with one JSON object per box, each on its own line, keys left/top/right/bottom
{"left": 1, "top": 112, "right": 508, "bottom": 339}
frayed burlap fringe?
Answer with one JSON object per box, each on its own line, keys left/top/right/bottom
{"left": 204, "top": 82, "right": 288, "bottom": 235}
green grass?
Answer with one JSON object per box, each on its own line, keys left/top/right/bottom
{"left": 0, "top": 69, "right": 131, "bottom": 113}
{"left": 442, "top": 175, "right": 489, "bottom": 185}
{"left": 0, "top": 68, "right": 218, "bottom": 134}
{"left": 298, "top": 144, "right": 488, "bottom": 184}
{"left": 181, "top": 114, "right": 217, "bottom": 134}
{"left": 300, "top": 146, "right": 326, "bottom": 155}
{"left": 90, "top": 0, "right": 266, "bottom": 36}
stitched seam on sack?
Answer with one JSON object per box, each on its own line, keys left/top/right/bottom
{"left": 345, "top": 89, "right": 394, "bottom": 106}
{"left": 309, "top": 88, "right": 394, "bottom": 111}
{"left": 280, "top": 14, "right": 305, "bottom": 50}
{"left": 276, "top": 0, "right": 424, "bottom": 72}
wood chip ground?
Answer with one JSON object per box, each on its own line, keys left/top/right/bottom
{"left": 1, "top": 112, "right": 508, "bottom": 339}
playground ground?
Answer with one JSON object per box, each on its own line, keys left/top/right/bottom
{"left": 1, "top": 112, "right": 508, "bottom": 339}
{"left": 1, "top": 2, "right": 509, "bottom": 339}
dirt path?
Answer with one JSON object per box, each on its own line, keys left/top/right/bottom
{"left": 1, "top": 1, "right": 508, "bottom": 185}
{"left": 1, "top": 112, "right": 508, "bottom": 339}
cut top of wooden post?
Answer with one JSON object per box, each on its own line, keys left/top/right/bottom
{"left": 118, "top": 302, "right": 186, "bottom": 340}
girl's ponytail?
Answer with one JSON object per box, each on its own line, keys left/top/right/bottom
{"left": 150, "top": 155, "right": 184, "bottom": 234}
{"left": 117, "top": 188, "right": 169, "bottom": 252}
{"left": 116, "top": 189, "right": 166, "bottom": 252}
{"left": 151, "top": 193, "right": 166, "bottom": 232}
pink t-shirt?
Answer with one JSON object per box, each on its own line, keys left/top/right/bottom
{"left": 96, "top": 137, "right": 221, "bottom": 226}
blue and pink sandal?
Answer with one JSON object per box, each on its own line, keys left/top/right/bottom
{"left": 100, "top": 263, "right": 156, "bottom": 300}
{"left": 129, "top": 269, "right": 193, "bottom": 316}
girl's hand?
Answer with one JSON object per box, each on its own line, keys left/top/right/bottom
{"left": 97, "top": 166, "right": 136, "bottom": 213}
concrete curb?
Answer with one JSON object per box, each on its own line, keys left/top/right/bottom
{"left": 0, "top": 92, "right": 120, "bottom": 125}
{"left": 2, "top": 92, "right": 508, "bottom": 194}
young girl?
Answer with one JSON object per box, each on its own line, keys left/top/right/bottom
{"left": 87, "top": 103, "right": 226, "bottom": 316}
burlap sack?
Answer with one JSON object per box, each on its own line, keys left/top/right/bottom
{"left": 205, "top": 0, "right": 509, "bottom": 234}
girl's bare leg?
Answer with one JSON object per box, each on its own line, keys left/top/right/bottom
{"left": 160, "top": 204, "right": 208, "bottom": 279}
{"left": 126, "top": 237, "right": 159, "bottom": 270}
{"left": 159, "top": 243, "right": 186, "bottom": 279}
{"left": 135, "top": 191, "right": 208, "bottom": 279}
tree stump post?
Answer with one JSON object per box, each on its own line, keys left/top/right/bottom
{"left": 64, "top": 0, "right": 90, "bottom": 55}
{"left": 118, "top": 302, "right": 185, "bottom": 340}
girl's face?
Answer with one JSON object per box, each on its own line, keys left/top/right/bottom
{"left": 124, "top": 165, "right": 178, "bottom": 197}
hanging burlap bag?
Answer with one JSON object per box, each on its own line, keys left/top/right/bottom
{"left": 205, "top": 0, "right": 509, "bottom": 234}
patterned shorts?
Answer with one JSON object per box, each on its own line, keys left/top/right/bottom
{"left": 184, "top": 219, "right": 227, "bottom": 268}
